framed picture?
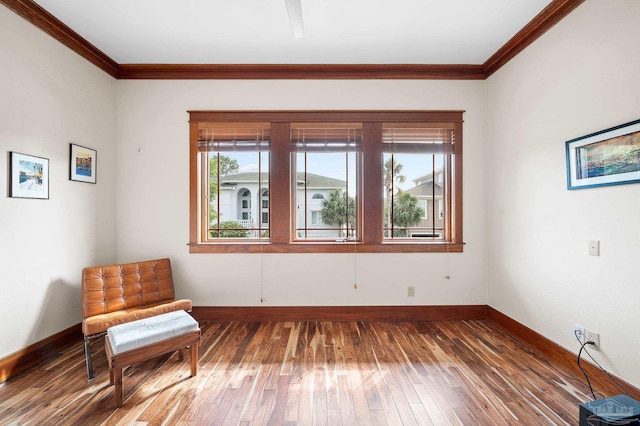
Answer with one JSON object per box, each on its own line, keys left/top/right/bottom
{"left": 566, "top": 118, "right": 640, "bottom": 190}
{"left": 9, "top": 152, "right": 49, "bottom": 199}
{"left": 70, "top": 143, "right": 97, "bottom": 183}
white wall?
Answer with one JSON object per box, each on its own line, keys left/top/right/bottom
{"left": 115, "top": 80, "right": 488, "bottom": 307}
{"left": 487, "top": 0, "right": 640, "bottom": 388}
{"left": 0, "top": 6, "right": 116, "bottom": 358}
{"left": 3, "top": 0, "right": 638, "bottom": 393}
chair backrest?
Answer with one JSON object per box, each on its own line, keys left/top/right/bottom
{"left": 82, "top": 258, "right": 176, "bottom": 318}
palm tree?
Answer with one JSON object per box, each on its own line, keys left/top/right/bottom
{"left": 320, "top": 189, "right": 356, "bottom": 237}
{"left": 391, "top": 191, "right": 424, "bottom": 236}
{"left": 383, "top": 157, "right": 406, "bottom": 234}
{"left": 209, "top": 154, "right": 239, "bottom": 224}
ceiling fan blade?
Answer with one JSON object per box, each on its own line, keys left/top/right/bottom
{"left": 284, "top": 0, "right": 304, "bottom": 39}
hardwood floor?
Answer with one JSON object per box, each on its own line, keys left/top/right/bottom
{"left": 0, "top": 320, "right": 592, "bottom": 425}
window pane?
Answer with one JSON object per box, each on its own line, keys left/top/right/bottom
{"left": 208, "top": 151, "right": 269, "bottom": 239}
{"left": 291, "top": 125, "right": 361, "bottom": 241}
{"left": 383, "top": 152, "right": 445, "bottom": 239}
{"left": 382, "top": 124, "right": 453, "bottom": 241}
{"left": 294, "top": 152, "right": 357, "bottom": 240}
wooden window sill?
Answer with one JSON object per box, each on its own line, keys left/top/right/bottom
{"left": 188, "top": 242, "right": 464, "bottom": 254}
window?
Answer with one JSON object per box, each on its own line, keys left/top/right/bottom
{"left": 382, "top": 125, "right": 453, "bottom": 241}
{"left": 189, "top": 111, "right": 462, "bottom": 253}
{"left": 196, "top": 123, "right": 269, "bottom": 241}
{"left": 417, "top": 200, "right": 427, "bottom": 219}
{"left": 311, "top": 211, "right": 321, "bottom": 225}
{"left": 291, "top": 124, "right": 361, "bottom": 240}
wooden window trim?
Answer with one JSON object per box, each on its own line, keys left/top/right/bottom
{"left": 189, "top": 110, "right": 464, "bottom": 254}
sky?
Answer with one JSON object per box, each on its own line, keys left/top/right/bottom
{"left": 216, "top": 151, "right": 443, "bottom": 193}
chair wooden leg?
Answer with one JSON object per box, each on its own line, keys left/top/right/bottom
{"left": 190, "top": 343, "right": 198, "bottom": 377}
{"left": 84, "top": 336, "right": 94, "bottom": 381}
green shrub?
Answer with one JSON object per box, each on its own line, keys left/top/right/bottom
{"left": 210, "top": 221, "right": 249, "bottom": 238}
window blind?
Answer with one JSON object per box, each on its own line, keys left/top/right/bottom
{"left": 197, "top": 123, "right": 270, "bottom": 152}
{"left": 290, "top": 124, "right": 362, "bottom": 152}
{"left": 382, "top": 125, "right": 454, "bottom": 154}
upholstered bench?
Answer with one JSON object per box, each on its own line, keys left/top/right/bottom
{"left": 105, "top": 310, "right": 200, "bottom": 408}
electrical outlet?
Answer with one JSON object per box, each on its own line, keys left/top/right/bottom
{"left": 574, "top": 325, "right": 586, "bottom": 344}
{"left": 586, "top": 330, "right": 600, "bottom": 349}
{"left": 407, "top": 286, "right": 415, "bottom": 297}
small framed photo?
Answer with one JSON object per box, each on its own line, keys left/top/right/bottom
{"left": 566, "top": 119, "right": 640, "bottom": 190}
{"left": 10, "top": 152, "right": 50, "bottom": 199}
{"left": 70, "top": 143, "right": 97, "bottom": 183}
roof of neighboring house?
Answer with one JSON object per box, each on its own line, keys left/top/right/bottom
{"left": 413, "top": 168, "right": 443, "bottom": 185}
{"left": 403, "top": 182, "right": 443, "bottom": 197}
{"left": 220, "top": 172, "right": 346, "bottom": 189}
{"left": 219, "top": 172, "right": 269, "bottom": 185}
{"left": 297, "top": 173, "right": 346, "bottom": 189}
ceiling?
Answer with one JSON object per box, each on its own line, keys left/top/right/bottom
{"left": 3, "top": 0, "right": 585, "bottom": 79}
{"left": 31, "top": 0, "right": 551, "bottom": 65}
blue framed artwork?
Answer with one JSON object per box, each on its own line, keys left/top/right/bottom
{"left": 70, "top": 143, "right": 97, "bottom": 183}
{"left": 566, "top": 119, "right": 640, "bottom": 190}
{"left": 9, "top": 152, "right": 50, "bottom": 199}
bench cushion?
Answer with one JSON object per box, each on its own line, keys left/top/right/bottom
{"left": 82, "top": 298, "right": 192, "bottom": 336}
{"left": 107, "top": 310, "right": 199, "bottom": 355}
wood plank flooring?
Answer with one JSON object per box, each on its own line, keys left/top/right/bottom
{"left": 0, "top": 320, "right": 592, "bottom": 425}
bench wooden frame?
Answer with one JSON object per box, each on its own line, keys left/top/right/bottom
{"left": 105, "top": 330, "right": 200, "bottom": 408}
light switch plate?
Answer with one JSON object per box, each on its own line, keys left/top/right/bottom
{"left": 589, "top": 240, "right": 600, "bottom": 256}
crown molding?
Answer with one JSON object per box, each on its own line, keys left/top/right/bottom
{"left": 2, "top": 0, "right": 585, "bottom": 80}
{"left": 483, "top": 0, "right": 586, "bottom": 77}
{"left": 117, "top": 63, "right": 486, "bottom": 80}
{"left": 1, "top": 0, "right": 119, "bottom": 78}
